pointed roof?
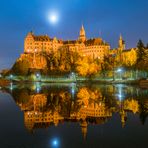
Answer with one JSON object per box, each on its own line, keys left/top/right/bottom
{"left": 120, "top": 34, "right": 122, "bottom": 40}
{"left": 79, "top": 24, "right": 86, "bottom": 37}
{"left": 79, "top": 23, "right": 85, "bottom": 32}
{"left": 27, "top": 31, "right": 34, "bottom": 36}
{"left": 81, "top": 24, "right": 84, "bottom": 31}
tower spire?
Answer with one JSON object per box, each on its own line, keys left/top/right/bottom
{"left": 118, "top": 34, "right": 125, "bottom": 50}
{"left": 120, "top": 33, "right": 122, "bottom": 40}
{"left": 99, "top": 29, "right": 102, "bottom": 37}
{"left": 78, "top": 24, "right": 86, "bottom": 42}
{"left": 81, "top": 24, "right": 84, "bottom": 30}
{"left": 80, "top": 120, "right": 88, "bottom": 140}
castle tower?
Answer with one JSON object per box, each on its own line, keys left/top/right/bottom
{"left": 79, "top": 24, "right": 86, "bottom": 42}
{"left": 120, "top": 109, "right": 127, "bottom": 128}
{"left": 24, "top": 31, "right": 35, "bottom": 53}
{"left": 118, "top": 34, "right": 125, "bottom": 51}
{"left": 80, "top": 120, "right": 88, "bottom": 140}
{"left": 24, "top": 111, "right": 34, "bottom": 133}
{"left": 117, "top": 34, "right": 125, "bottom": 63}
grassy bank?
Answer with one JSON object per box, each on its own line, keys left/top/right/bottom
{"left": 9, "top": 76, "right": 139, "bottom": 85}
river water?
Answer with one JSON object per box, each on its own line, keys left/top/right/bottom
{"left": 0, "top": 83, "right": 148, "bottom": 148}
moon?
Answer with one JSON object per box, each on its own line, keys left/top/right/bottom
{"left": 48, "top": 12, "right": 58, "bottom": 24}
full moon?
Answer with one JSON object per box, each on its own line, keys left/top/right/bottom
{"left": 48, "top": 12, "right": 58, "bottom": 24}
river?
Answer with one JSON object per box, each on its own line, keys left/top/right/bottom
{"left": 0, "top": 83, "right": 148, "bottom": 148}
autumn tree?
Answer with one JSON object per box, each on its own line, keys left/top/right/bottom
{"left": 77, "top": 87, "right": 102, "bottom": 107}
{"left": 76, "top": 56, "right": 101, "bottom": 77}
{"left": 100, "top": 55, "right": 114, "bottom": 78}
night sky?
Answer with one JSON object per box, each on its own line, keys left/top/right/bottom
{"left": 0, "top": 0, "right": 148, "bottom": 69}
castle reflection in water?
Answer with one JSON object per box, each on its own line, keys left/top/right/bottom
{"left": 4, "top": 83, "right": 148, "bottom": 139}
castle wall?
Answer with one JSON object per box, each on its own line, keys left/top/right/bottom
{"left": 24, "top": 27, "right": 111, "bottom": 62}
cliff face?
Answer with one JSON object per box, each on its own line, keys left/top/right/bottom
{"left": 10, "top": 48, "right": 103, "bottom": 77}
{"left": 19, "top": 53, "right": 47, "bottom": 69}
{"left": 11, "top": 53, "right": 47, "bottom": 75}
{"left": 11, "top": 48, "right": 81, "bottom": 76}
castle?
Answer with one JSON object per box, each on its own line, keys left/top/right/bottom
{"left": 24, "top": 25, "right": 110, "bottom": 60}
{"left": 110, "top": 34, "right": 137, "bottom": 66}
{"left": 21, "top": 25, "right": 137, "bottom": 70}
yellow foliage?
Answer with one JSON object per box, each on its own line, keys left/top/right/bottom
{"left": 124, "top": 99, "right": 139, "bottom": 114}
{"left": 122, "top": 49, "right": 137, "bottom": 66}
{"left": 77, "top": 87, "right": 103, "bottom": 107}
{"left": 76, "top": 56, "right": 100, "bottom": 76}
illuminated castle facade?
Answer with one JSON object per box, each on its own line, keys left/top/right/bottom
{"left": 24, "top": 25, "right": 110, "bottom": 60}
{"left": 110, "top": 34, "right": 137, "bottom": 66}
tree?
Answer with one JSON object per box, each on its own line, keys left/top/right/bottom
{"left": 146, "top": 43, "right": 148, "bottom": 49}
{"left": 76, "top": 56, "right": 101, "bottom": 77}
{"left": 12, "top": 59, "right": 30, "bottom": 75}
{"left": 143, "top": 50, "right": 148, "bottom": 71}
{"left": 100, "top": 55, "right": 114, "bottom": 78}
{"left": 139, "top": 100, "right": 148, "bottom": 125}
{"left": 136, "top": 40, "right": 145, "bottom": 63}
{"left": 136, "top": 40, "right": 148, "bottom": 76}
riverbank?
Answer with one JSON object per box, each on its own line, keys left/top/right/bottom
{"left": 11, "top": 78, "right": 139, "bottom": 85}
{"left": 1, "top": 77, "right": 147, "bottom": 86}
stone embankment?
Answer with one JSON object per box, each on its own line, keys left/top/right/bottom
{"left": 139, "top": 80, "right": 148, "bottom": 88}
{"left": 0, "top": 79, "right": 10, "bottom": 86}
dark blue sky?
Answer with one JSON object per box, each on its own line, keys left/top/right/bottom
{"left": 0, "top": 0, "right": 148, "bottom": 69}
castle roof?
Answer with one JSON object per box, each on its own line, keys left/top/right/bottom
{"left": 31, "top": 34, "right": 63, "bottom": 43}
{"left": 63, "top": 40, "right": 77, "bottom": 44}
{"left": 87, "top": 117, "right": 109, "bottom": 124}
{"left": 122, "top": 49, "right": 131, "bottom": 52}
{"left": 62, "top": 38, "right": 110, "bottom": 46}
{"left": 33, "top": 35, "right": 50, "bottom": 41}
{"left": 122, "top": 48, "right": 137, "bottom": 52}
{"left": 85, "top": 38, "right": 109, "bottom": 46}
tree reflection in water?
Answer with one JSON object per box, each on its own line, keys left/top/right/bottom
{"left": 3, "top": 83, "right": 148, "bottom": 138}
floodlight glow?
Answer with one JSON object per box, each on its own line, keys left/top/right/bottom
{"left": 117, "top": 68, "right": 122, "bottom": 72}
{"left": 36, "top": 87, "right": 40, "bottom": 93}
{"left": 118, "top": 94, "right": 122, "bottom": 99}
{"left": 36, "top": 73, "right": 40, "bottom": 77}
{"left": 10, "top": 82, "right": 13, "bottom": 91}
{"left": 71, "top": 87, "right": 75, "bottom": 95}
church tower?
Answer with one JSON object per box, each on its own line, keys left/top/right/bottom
{"left": 120, "top": 108, "right": 127, "bottom": 128}
{"left": 118, "top": 34, "right": 125, "bottom": 51}
{"left": 79, "top": 24, "right": 86, "bottom": 42}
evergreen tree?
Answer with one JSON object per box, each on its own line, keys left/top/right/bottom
{"left": 139, "top": 100, "right": 148, "bottom": 125}
{"left": 136, "top": 40, "right": 147, "bottom": 71}
{"left": 136, "top": 40, "right": 145, "bottom": 62}
{"left": 146, "top": 43, "right": 148, "bottom": 49}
